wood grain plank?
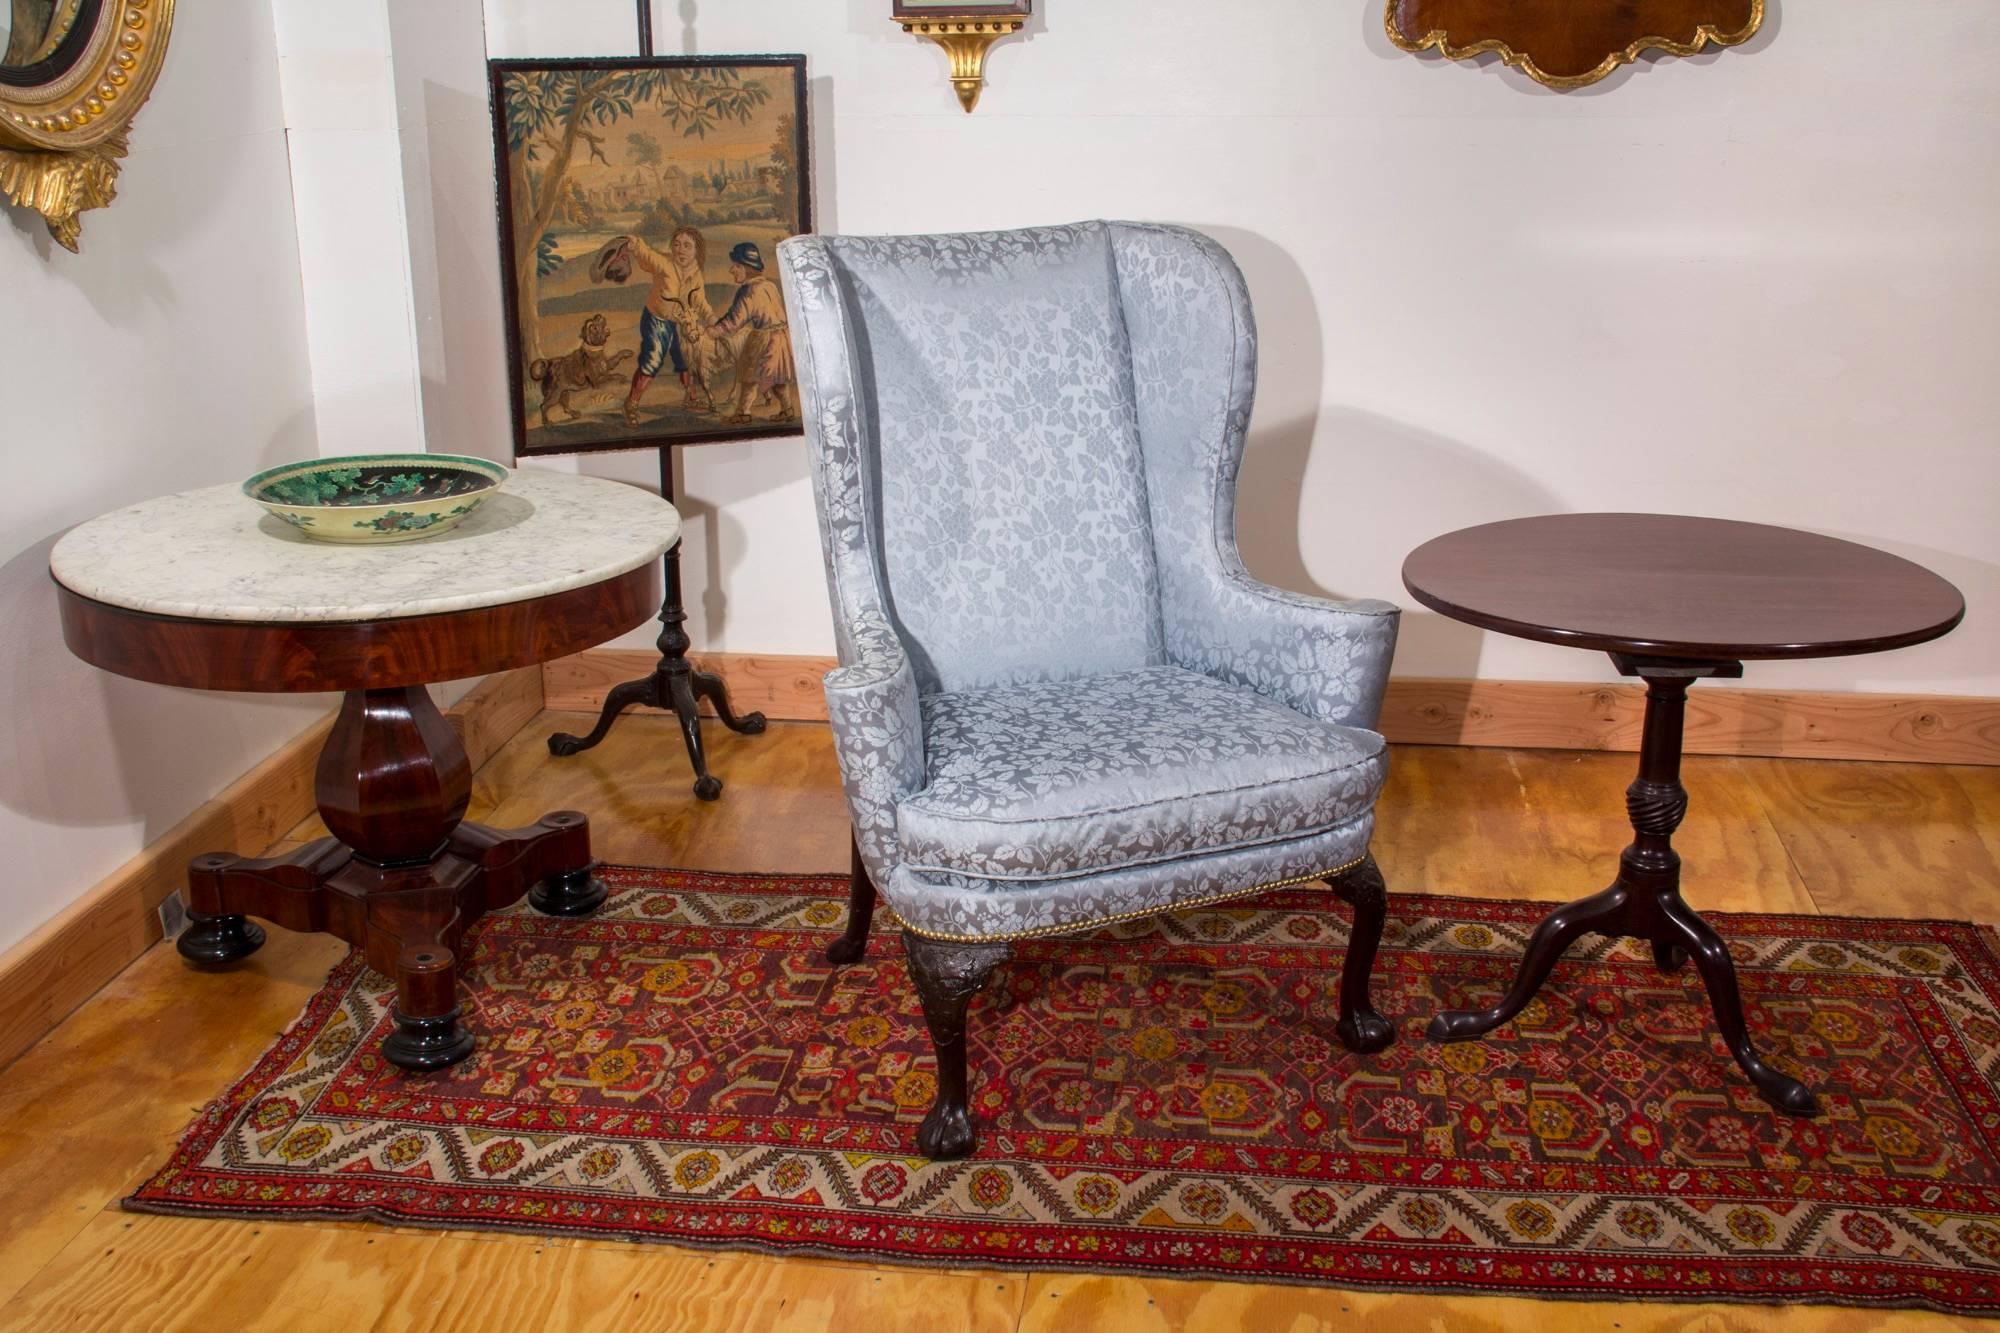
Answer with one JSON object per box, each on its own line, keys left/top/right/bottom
{"left": 1373, "top": 748, "right": 1815, "bottom": 912}
{"left": 0, "top": 1213, "right": 572, "bottom": 1332}
{"left": 0, "top": 928, "right": 347, "bottom": 1306}
{"left": 1953, "top": 764, "right": 2000, "bottom": 871}
{"left": 0, "top": 1213, "right": 1026, "bottom": 1333}
{"left": 0, "top": 669, "right": 542, "bottom": 1075}
{"left": 544, "top": 650, "right": 2000, "bottom": 766}
{"left": 545, "top": 1244, "right": 1024, "bottom": 1333}
{"left": 1740, "top": 757, "right": 2000, "bottom": 922}
{"left": 482, "top": 713, "right": 849, "bottom": 873}
{"left": 1016, "top": 1271, "right": 1987, "bottom": 1332}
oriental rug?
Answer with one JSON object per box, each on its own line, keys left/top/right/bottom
{"left": 128, "top": 866, "right": 2000, "bottom": 1313}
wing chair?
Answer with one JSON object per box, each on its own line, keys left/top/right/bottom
{"left": 775, "top": 221, "right": 1400, "bottom": 1159}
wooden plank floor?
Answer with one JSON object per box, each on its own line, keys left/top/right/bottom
{"left": 2, "top": 713, "right": 1997, "bottom": 1331}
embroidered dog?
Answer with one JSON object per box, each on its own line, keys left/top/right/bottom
{"left": 528, "top": 314, "right": 632, "bottom": 426}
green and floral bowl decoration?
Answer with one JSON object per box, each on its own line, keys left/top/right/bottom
{"left": 244, "top": 453, "right": 510, "bottom": 544}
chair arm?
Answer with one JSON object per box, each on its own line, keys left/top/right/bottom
{"left": 1173, "top": 574, "right": 1400, "bottom": 730}
{"left": 824, "top": 615, "right": 927, "bottom": 880}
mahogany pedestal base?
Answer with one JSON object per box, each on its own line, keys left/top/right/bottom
{"left": 1426, "top": 658, "right": 1820, "bottom": 1118}
{"left": 177, "top": 684, "right": 606, "bottom": 1072}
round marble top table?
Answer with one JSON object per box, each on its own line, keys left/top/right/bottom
{"left": 52, "top": 469, "right": 680, "bottom": 1071}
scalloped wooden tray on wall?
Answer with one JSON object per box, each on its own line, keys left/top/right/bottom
{"left": 1385, "top": 0, "right": 1764, "bottom": 90}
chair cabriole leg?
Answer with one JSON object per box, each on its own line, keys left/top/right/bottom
{"left": 1327, "top": 855, "right": 1395, "bottom": 1053}
{"left": 902, "top": 930, "right": 1009, "bottom": 1159}
{"left": 826, "top": 833, "right": 878, "bottom": 964}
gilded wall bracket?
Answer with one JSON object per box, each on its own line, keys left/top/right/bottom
{"left": 893, "top": 3, "right": 1029, "bottom": 113}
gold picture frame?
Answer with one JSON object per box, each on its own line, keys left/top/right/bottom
{"left": 0, "top": 0, "right": 176, "bottom": 251}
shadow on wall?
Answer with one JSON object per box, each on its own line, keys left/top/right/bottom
{"left": 1203, "top": 226, "right": 1565, "bottom": 681}
{"left": 809, "top": 74, "right": 839, "bottom": 233}
{"left": 415, "top": 76, "right": 513, "bottom": 464}
{"left": 0, "top": 535, "right": 331, "bottom": 839}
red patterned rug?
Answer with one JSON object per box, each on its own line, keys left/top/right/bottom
{"left": 127, "top": 866, "right": 2000, "bottom": 1312}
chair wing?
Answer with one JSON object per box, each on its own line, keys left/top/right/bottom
{"left": 1108, "top": 222, "right": 1399, "bottom": 731}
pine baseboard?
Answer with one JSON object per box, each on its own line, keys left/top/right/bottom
{"left": 545, "top": 649, "right": 2000, "bottom": 767}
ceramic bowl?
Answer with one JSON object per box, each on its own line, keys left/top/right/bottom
{"left": 243, "top": 453, "right": 510, "bottom": 544}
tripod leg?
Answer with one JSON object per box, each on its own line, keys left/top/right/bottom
{"left": 1661, "top": 897, "right": 1819, "bottom": 1117}
{"left": 548, "top": 677, "right": 661, "bottom": 758}
{"left": 692, "top": 669, "right": 767, "bottom": 735}
{"left": 1427, "top": 883, "right": 1628, "bottom": 1042}
{"left": 666, "top": 669, "right": 721, "bottom": 800}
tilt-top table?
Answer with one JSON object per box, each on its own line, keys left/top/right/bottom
{"left": 1404, "top": 513, "right": 1964, "bottom": 1115}
{"left": 51, "top": 470, "right": 680, "bottom": 1071}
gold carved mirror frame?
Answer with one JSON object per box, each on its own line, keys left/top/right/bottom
{"left": 0, "top": 0, "right": 173, "bottom": 251}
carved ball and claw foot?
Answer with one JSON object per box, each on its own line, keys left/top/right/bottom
{"left": 1328, "top": 856, "right": 1395, "bottom": 1054}
{"left": 903, "top": 931, "right": 1010, "bottom": 1160}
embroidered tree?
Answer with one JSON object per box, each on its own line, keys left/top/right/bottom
{"left": 626, "top": 129, "right": 666, "bottom": 192}
{"left": 501, "top": 66, "right": 772, "bottom": 366}
{"left": 768, "top": 113, "right": 800, "bottom": 231}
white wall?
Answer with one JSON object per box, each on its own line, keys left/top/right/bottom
{"left": 0, "top": 1, "right": 1984, "bottom": 964}
{"left": 476, "top": 0, "right": 1998, "bottom": 696}
{"left": 0, "top": 0, "right": 328, "bottom": 955}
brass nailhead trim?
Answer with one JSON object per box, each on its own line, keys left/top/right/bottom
{"left": 899, "top": 855, "right": 1366, "bottom": 944}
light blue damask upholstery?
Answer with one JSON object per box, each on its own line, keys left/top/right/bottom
{"left": 777, "top": 221, "right": 1398, "bottom": 942}
{"left": 901, "top": 666, "right": 1384, "bottom": 881}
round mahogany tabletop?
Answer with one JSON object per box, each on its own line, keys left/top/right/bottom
{"left": 1402, "top": 513, "right": 1964, "bottom": 662}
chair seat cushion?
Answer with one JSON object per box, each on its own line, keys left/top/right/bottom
{"left": 895, "top": 665, "right": 1386, "bottom": 882}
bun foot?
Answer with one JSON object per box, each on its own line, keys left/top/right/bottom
{"left": 176, "top": 912, "right": 266, "bottom": 965}
{"left": 916, "top": 1098, "right": 978, "bottom": 1160}
{"left": 693, "top": 774, "right": 723, "bottom": 801}
{"left": 529, "top": 865, "right": 608, "bottom": 917}
{"left": 382, "top": 1004, "right": 476, "bottom": 1071}
{"left": 1337, "top": 1007, "right": 1395, "bottom": 1054}
{"left": 385, "top": 945, "right": 475, "bottom": 1071}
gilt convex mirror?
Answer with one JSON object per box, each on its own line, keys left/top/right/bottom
{"left": 0, "top": 0, "right": 174, "bottom": 251}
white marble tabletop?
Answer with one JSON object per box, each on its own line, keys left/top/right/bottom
{"left": 50, "top": 469, "right": 681, "bottom": 624}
